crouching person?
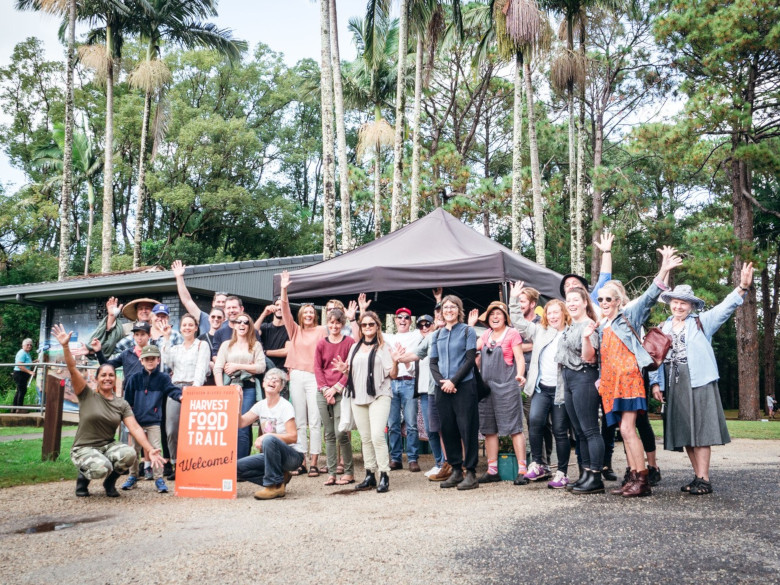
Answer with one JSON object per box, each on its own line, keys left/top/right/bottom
{"left": 237, "top": 369, "right": 303, "bottom": 500}
{"left": 119, "top": 344, "right": 182, "bottom": 493}
{"left": 51, "top": 324, "right": 165, "bottom": 498}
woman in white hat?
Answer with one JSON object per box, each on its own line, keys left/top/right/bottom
{"left": 650, "top": 262, "right": 754, "bottom": 495}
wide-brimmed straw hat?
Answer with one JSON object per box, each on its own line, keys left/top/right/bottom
{"left": 660, "top": 284, "right": 705, "bottom": 311}
{"left": 479, "top": 301, "right": 512, "bottom": 327}
{"left": 122, "top": 298, "right": 161, "bottom": 321}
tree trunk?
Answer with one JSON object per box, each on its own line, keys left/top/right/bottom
{"left": 574, "top": 17, "right": 587, "bottom": 277}
{"left": 329, "top": 0, "right": 352, "bottom": 252}
{"left": 567, "top": 17, "right": 576, "bottom": 272}
{"left": 390, "top": 0, "right": 408, "bottom": 232}
{"left": 590, "top": 107, "right": 604, "bottom": 282}
{"left": 510, "top": 52, "right": 523, "bottom": 254}
{"left": 133, "top": 86, "right": 152, "bottom": 269}
{"left": 410, "top": 32, "right": 424, "bottom": 223}
{"left": 101, "top": 26, "right": 115, "bottom": 273}
{"left": 731, "top": 154, "right": 759, "bottom": 420}
{"left": 523, "top": 58, "right": 545, "bottom": 267}
{"left": 84, "top": 183, "right": 94, "bottom": 276}
{"left": 320, "top": 0, "right": 337, "bottom": 259}
{"left": 58, "top": 0, "right": 76, "bottom": 281}
{"left": 760, "top": 252, "right": 779, "bottom": 412}
{"left": 374, "top": 148, "right": 381, "bottom": 239}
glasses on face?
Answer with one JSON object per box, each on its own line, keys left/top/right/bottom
{"left": 235, "top": 319, "right": 250, "bottom": 325}
{"left": 396, "top": 315, "right": 410, "bottom": 321}
{"left": 597, "top": 297, "right": 614, "bottom": 304}
{"left": 418, "top": 322, "right": 432, "bottom": 329}
{"left": 442, "top": 305, "right": 458, "bottom": 312}
{"left": 361, "top": 322, "right": 377, "bottom": 329}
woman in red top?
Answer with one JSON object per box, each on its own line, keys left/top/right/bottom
{"left": 314, "top": 308, "right": 356, "bottom": 485}
{"left": 280, "top": 270, "right": 328, "bottom": 476}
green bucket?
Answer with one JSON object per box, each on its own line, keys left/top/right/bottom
{"left": 497, "top": 453, "right": 517, "bottom": 481}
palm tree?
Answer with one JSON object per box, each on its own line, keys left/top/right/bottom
{"left": 320, "top": 0, "right": 337, "bottom": 259}
{"left": 408, "top": 0, "right": 462, "bottom": 223}
{"left": 344, "top": 14, "right": 399, "bottom": 238}
{"left": 15, "top": 0, "right": 77, "bottom": 279}
{"left": 329, "top": 0, "right": 353, "bottom": 253}
{"left": 470, "top": 0, "right": 547, "bottom": 262}
{"left": 32, "top": 123, "right": 103, "bottom": 274}
{"left": 127, "top": 0, "right": 246, "bottom": 268}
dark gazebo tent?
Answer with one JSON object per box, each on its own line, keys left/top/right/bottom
{"left": 273, "top": 208, "right": 564, "bottom": 315}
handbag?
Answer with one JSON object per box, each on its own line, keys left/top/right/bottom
{"left": 337, "top": 393, "right": 357, "bottom": 433}
{"left": 624, "top": 318, "right": 671, "bottom": 371}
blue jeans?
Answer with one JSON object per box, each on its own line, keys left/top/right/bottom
{"left": 388, "top": 378, "right": 418, "bottom": 463}
{"left": 238, "top": 387, "right": 256, "bottom": 460}
{"left": 420, "top": 394, "right": 444, "bottom": 466}
{"left": 529, "top": 384, "right": 571, "bottom": 473}
{"left": 236, "top": 435, "right": 304, "bottom": 487}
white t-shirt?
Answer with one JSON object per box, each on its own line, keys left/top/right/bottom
{"left": 538, "top": 332, "right": 562, "bottom": 387}
{"left": 386, "top": 330, "right": 423, "bottom": 378}
{"left": 249, "top": 398, "right": 301, "bottom": 452}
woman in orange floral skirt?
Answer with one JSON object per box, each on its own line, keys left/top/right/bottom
{"left": 582, "top": 246, "right": 682, "bottom": 498}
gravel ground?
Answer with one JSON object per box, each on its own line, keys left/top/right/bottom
{"left": 1, "top": 438, "right": 778, "bottom": 585}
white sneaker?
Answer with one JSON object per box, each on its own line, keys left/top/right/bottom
{"left": 425, "top": 466, "right": 441, "bottom": 478}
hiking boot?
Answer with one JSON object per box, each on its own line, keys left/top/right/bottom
{"left": 155, "top": 478, "right": 169, "bottom": 493}
{"left": 622, "top": 469, "right": 652, "bottom": 498}
{"left": 648, "top": 465, "right": 661, "bottom": 486}
{"left": 254, "top": 483, "right": 285, "bottom": 500}
{"left": 429, "top": 462, "right": 452, "bottom": 482}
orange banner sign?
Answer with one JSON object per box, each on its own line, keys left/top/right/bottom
{"left": 175, "top": 385, "right": 241, "bottom": 499}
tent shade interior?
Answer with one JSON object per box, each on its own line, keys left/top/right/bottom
{"left": 274, "top": 209, "right": 565, "bottom": 315}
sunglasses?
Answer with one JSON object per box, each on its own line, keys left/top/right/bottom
{"left": 597, "top": 297, "right": 615, "bottom": 303}
{"left": 485, "top": 339, "right": 498, "bottom": 354}
{"left": 418, "top": 322, "right": 432, "bottom": 328}
{"left": 396, "top": 315, "right": 410, "bottom": 320}
{"left": 361, "top": 322, "right": 377, "bottom": 329}
{"left": 234, "top": 319, "right": 251, "bottom": 325}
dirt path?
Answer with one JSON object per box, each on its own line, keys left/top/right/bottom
{"left": 1, "top": 438, "right": 778, "bottom": 585}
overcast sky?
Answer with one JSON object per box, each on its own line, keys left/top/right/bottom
{"left": 0, "top": 0, "right": 371, "bottom": 189}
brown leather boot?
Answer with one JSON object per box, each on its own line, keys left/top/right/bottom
{"left": 622, "top": 469, "right": 652, "bottom": 498}
{"left": 611, "top": 470, "right": 636, "bottom": 495}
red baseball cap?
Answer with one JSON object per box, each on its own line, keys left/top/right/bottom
{"left": 395, "top": 307, "right": 412, "bottom": 316}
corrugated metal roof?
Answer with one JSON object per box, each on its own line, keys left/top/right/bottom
{"left": 0, "top": 254, "right": 323, "bottom": 305}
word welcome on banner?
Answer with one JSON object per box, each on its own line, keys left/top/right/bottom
{"left": 175, "top": 385, "right": 241, "bottom": 499}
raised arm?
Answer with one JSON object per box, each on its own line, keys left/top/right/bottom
{"left": 172, "top": 260, "right": 203, "bottom": 321}
{"left": 51, "top": 324, "right": 87, "bottom": 395}
{"left": 278, "top": 270, "right": 298, "bottom": 338}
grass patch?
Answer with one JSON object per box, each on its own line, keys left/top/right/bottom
{"left": 0, "top": 436, "right": 77, "bottom": 489}
{"left": 649, "top": 419, "right": 780, "bottom": 440}
{"left": 0, "top": 426, "right": 49, "bottom": 437}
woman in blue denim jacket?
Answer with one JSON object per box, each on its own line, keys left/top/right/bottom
{"left": 649, "top": 262, "right": 753, "bottom": 495}
{"left": 582, "top": 247, "right": 682, "bottom": 497}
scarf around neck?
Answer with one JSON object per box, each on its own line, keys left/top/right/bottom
{"left": 346, "top": 337, "right": 379, "bottom": 398}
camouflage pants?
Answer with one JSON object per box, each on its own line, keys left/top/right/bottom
{"left": 71, "top": 441, "right": 136, "bottom": 480}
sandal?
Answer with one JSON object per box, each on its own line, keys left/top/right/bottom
{"left": 689, "top": 478, "right": 712, "bottom": 495}
{"left": 681, "top": 477, "right": 699, "bottom": 493}
{"left": 323, "top": 475, "right": 337, "bottom": 486}
{"left": 335, "top": 475, "right": 355, "bottom": 485}
{"left": 291, "top": 464, "right": 307, "bottom": 476}
{"left": 336, "top": 463, "right": 345, "bottom": 475}
{"left": 307, "top": 466, "right": 320, "bottom": 477}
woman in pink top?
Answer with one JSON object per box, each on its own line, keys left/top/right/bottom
{"left": 280, "top": 270, "right": 328, "bottom": 476}
{"left": 315, "top": 308, "right": 356, "bottom": 485}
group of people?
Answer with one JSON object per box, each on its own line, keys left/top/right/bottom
{"left": 59, "top": 239, "right": 754, "bottom": 501}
